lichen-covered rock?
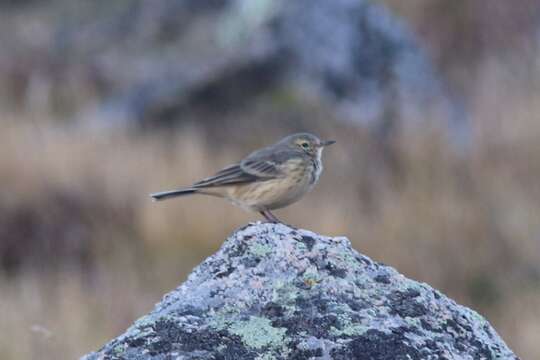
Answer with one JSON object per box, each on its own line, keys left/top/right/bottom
{"left": 83, "top": 223, "right": 517, "bottom": 360}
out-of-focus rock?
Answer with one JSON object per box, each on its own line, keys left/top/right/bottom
{"left": 1, "top": 0, "right": 466, "bottom": 137}
{"left": 83, "top": 223, "right": 517, "bottom": 360}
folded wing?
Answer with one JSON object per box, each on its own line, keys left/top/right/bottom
{"left": 192, "top": 164, "right": 257, "bottom": 188}
{"left": 192, "top": 148, "right": 289, "bottom": 188}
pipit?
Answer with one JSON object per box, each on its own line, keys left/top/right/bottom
{"left": 150, "top": 133, "right": 335, "bottom": 223}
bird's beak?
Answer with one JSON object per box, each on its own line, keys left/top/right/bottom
{"left": 321, "top": 140, "right": 336, "bottom": 147}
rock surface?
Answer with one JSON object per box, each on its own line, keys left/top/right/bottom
{"left": 83, "top": 223, "right": 517, "bottom": 360}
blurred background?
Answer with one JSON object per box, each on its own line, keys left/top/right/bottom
{"left": 1, "top": 0, "right": 539, "bottom": 358}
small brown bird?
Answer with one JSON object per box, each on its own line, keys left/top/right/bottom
{"left": 150, "top": 133, "right": 335, "bottom": 223}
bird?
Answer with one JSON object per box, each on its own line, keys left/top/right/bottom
{"left": 150, "top": 133, "right": 335, "bottom": 223}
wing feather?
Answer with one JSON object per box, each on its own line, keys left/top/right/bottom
{"left": 239, "top": 148, "right": 289, "bottom": 178}
{"left": 192, "top": 164, "right": 257, "bottom": 188}
{"left": 192, "top": 146, "right": 294, "bottom": 188}
{"left": 240, "top": 159, "right": 281, "bottom": 178}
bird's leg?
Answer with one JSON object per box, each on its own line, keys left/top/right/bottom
{"left": 259, "top": 210, "right": 281, "bottom": 223}
{"left": 266, "top": 210, "right": 282, "bottom": 223}
{"left": 267, "top": 210, "right": 281, "bottom": 223}
{"left": 259, "top": 210, "right": 273, "bottom": 222}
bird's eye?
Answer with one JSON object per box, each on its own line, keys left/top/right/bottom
{"left": 300, "top": 142, "right": 309, "bottom": 149}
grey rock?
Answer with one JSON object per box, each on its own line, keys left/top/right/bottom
{"left": 83, "top": 223, "right": 517, "bottom": 360}
{"left": 3, "top": 0, "right": 464, "bottom": 135}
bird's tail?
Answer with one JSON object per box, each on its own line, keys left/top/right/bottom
{"left": 150, "top": 188, "right": 198, "bottom": 201}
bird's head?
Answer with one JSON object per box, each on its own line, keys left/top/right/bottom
{"left": 280, "top": 133, "right": 335, "bottom": 159}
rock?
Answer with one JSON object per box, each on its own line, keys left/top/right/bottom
{"left": 83, "top": 223, "right": 517, "bottom": 360}
{"left": 1, "top": 0, "right": 465, "bottom": 136}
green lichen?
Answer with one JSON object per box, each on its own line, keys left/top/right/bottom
{"left": 208, "top": 306, "right": 239, "bottom": 331}
{"left": 337, "top": 252, "right": 361, "bottom": 270}
{"left": 255, "top": 354, "right": 277, "bottom": 360}
{"left": 271, "top": 280, "right": 299, "bottom": 306}
{"left": 229, "top": 316, "right": 287, "bottom": 349}
{"left": 331, "top": 302, "right": 351, "bottom": 313}
{"left": 365, "top": 308, "right": 378, "bottom": 318}
{"left": 404, "top": 317, "right": 422, "bottom": 329}
{"left": 332, "top": 323, "right": 369, "bottom": 337}
{"left": 294, "top": 241, "right": 307, "bottom": 251}
{"left": 113, "top": 343, "right": 127, "bottom": 356}
{"left": 302, "top": 266, "right": 321, "bottom": 288}
{"left": 126, "top": 315, "right": 155, "bottom": 335}
{"left": 331, "top": 309, "right": 369, "bottom": 337}
{"left": 249, "top": 242, "right": 273, "bottom": 257}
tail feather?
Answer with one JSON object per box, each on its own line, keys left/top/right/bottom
{"left": 150, "top": 188, "right": 198, "bottom": 201}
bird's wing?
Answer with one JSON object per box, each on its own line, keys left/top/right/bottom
{"left": 192, "top": 147, "right": 291, "bottom": 188}
{"left": 240, "top": 148, "right": 288, "bottom": 179}
{"left": 240, "top": 158, "right": 282, "bottom": 178}
{"left": 192, "top": 164, "right": 258, "bottom": 188}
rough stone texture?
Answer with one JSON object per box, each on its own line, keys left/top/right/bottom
{"left": 83, "top": 223, "right": 517, "bottom": 360}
